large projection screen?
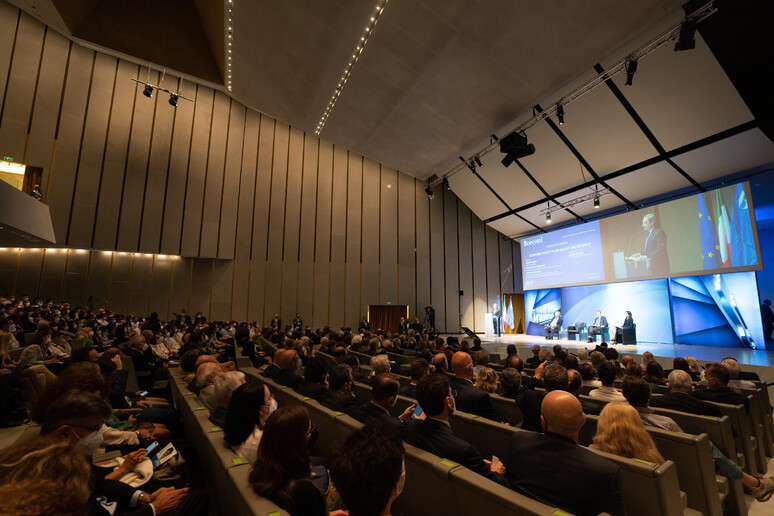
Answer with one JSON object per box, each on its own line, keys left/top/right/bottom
{"left": 521, "top": 182, "right": 762, "bottom": 290}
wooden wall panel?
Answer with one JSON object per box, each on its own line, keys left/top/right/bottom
{"left": 457, "top": 203, "right": 474, "bottom": 330}
{"left": 345, "top": 153, "right": 362, "bottom": 326}
{"left": 180, "top": 87, "right": 214, "bottom": 256}
{"left": 443, "top": 188, "right": 460, "bottom": 330}
{"left": 149, "top": 256, "right": 172, "bottom": 320}
{"left": 61, "top": 250, "right": 90, "bottom": 306}
{"left": 414, "top": 181, "right": 431, "bottom": 325}
{"left": 397, "top": 172, "right": 416, "bottom": 316}
{"left": 38, "top": 249, "right": 67, "bottom": 301}
{"left": 217, "top": 102, "right": 245, "bottom": 259}
{"left": 199, "top": 92, "right": 230, "bottom": 258}
{"left": 0, "top": 13, "right": 43, "bottom": 162}
{"left": 14, "top": 249, "right": 43, "bottom": 297}
{"left": 84, "top": 251, "right": 112, "bottom": 309}
{"left": 265, "top": 122, "right": 290, "bottom": 321}
{"left": 499, "top": 236, "right": 515, "bottom": 294}
{"left": 233, "top": 110, "right": 259, "bottom": 261}
{"left": 471, "top": 215, "right": 488, "bottom": 332}
{"left": 169, "top": 258, "right": 192, "bottom": 316}
{"left": 429, "top": 186, "right": 446, "bottom": 331}
{"left": 211, "top": 260, "right": 233, "bottom": 321}
{"left": 297, "top": 136, "right": 318, "bottom": 322}
{"left": 189, "top": 259, "right": 212, "bottom": 317}
{"left": 138, "top": 76, "right": 178, "bottom": 254}
{"left": 312, "top": 141, "right": 333, "bottom": 327}
{"left": 0, "top": 249, "right": 18, "bottom": 293}
{"left": 380, "top": 167, "right": 398, "bottom": 305}
{"left": 0, "top": 3, "right": 18, "bottom": 113}
{"left": 512, "top": 241, "right": 523, "bottom": 293}
{"left": 93, "top": 61, "right": 137, "bottom": 250}
{"left": 281, "top": 128, "right": 304, "bottom": 320}
{"left": 485, "top": 226, "right": 501, "bottom": 313}
{"left": 160, "top": 80, "right": 196, "bottom": 255}
{"left": 67, "top": 53, "right": 116, "bottom": 248}
{"left": 107, "top": 253, "right": 132, "bottom": 313}
{"left": 361, "top": 158, "right": 380, "bottom": 316}
{"left": 230, "top": 258, "right": 249, "bottom": 322}
{"left": 128, "top": 254, "right": 152, "bottom": 316}
{"left": 46, "top": 44, "right": 93, "bottom": 243}
{"left": 328, "top": 146, "right": 348, "bottom": 327}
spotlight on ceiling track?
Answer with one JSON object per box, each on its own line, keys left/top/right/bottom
{"left": 442, "top": 177, "right": 450, "bottom": 191}
{"left": 425, "top": 186, "right": 434, "bottom": 199}
{"left": 594, "top": 196, "right": 600, "bottom": 209}
{"left": 474, "top": 156, "right": 482, "bottom": 167}
{"left": 674, "top": 19, "right": 697, "bottom": 52}
{"left": 499, "top": 131, "right": 535, "bottom": 167}
{"left": 624, "top": 59, "right": 638, "bottom": 86}
{"left": 143, "top": 84, "right": 154, "bottom": 98}
{"left": 557, "top": 105, "right": 564, "bottom": 125}
{"left": 169, "top": 94, "right": 179, "bottom": 107}
{"left": 545, "top": 211, "right": 551, "bottom": 223}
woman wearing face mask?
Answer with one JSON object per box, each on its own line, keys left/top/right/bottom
{"left": 224, "top": 378, "right": 278, "bottom": 465}
{"left": 0, "top": 332, "right": 58, "bottom": 390}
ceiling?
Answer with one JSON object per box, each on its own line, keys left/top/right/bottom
{"left": 8, "top": 0, "right": 774, "bottom": 239}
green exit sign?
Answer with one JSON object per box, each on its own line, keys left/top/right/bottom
{"left": 2, "top": 157, "right": 12, "bottom": 162}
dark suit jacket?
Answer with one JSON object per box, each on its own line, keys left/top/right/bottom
{"left": 621, "top": 317, "right": 634, "bottom": 329}
{"left": 506, "top": 431, "right": 624, "bottom": 516}
{"left": 399, "top": 384, "right": 417, "bottom": 399}
{"left": 649, "top": 391, "right": 722, "bottom": 417}
{"left": 275, "top": 369, "right": 303, "bottom": 391}
{"left": 404, "top": 418, "right": 507, "bottom": 486}
{"left": 296, "top": 381, "right": 328, "bottom": 400}
{"left": 261, "top": 363, "right": 280, "bottom": 380}
{"left": 516, "top": 390, "right": 545, "bottom": 432}
{"left": 545, "top": 316, "right": 563, "bottom": 330}
{"left": 319, "top": 390, "right": 360, "bottom": 414}
{"left": 693, "top": 386, "right": 748, "bottom": 408}
{"left": 644, "top": 226, "right": 669, "bottom": 274}
{"left": 348, "top": 402, "right": 401, "bottom": 429}
{"left": 525, "top": 356, "right": 542, "bottom": 369}
{"left": 590, "top": 316, "right": 608, "bottom": 328}
{"left": 449, "top": 377, "right": 498, "bottom": 421}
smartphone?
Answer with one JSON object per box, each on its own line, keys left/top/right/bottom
{"left": 412, "top": 405, "right": 424, "bottom": 419}
{"left": 545, "top": 361, "right": 553, "bottom": 366}
{"left": 144, "top": 441, "right": 159, "bottom": 454}
{"left": 138, "top": 391, "right": 148, "bottom": 397}
{"left": 492, "top": 455, "right": 501, "bottom": 469}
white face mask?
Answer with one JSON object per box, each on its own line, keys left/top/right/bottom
{"left": 72, "top": 428, "right": 103, "bottom": 456}
{"left": 142, "top": 343, "right": 149, "bottom": 352}
{"left": 8, "top": 324, "right": 15, "bottom": 332}
{"left": 268, "top": 397, "right": 278, "bottom": 414}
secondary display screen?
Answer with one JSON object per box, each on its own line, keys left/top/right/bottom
{"left": 521, "top": 182, "right": 762, "bottom": 290}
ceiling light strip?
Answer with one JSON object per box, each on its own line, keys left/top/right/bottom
{"left": 315, "top": 0, "right": 390, "bottom": 135}
{"left": 226, "top": 0, "right": 234, "bottom": 91}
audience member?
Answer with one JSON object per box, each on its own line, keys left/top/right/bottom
{"left": 348, "top": 373, "right": 415, "bottom": 428}
{"left": 211, "top": 371, "right": 247, "bottom": 427}
{"left": 449, "top": 351, "right": 498, "bottom": 421}
{"left": 693, "top": 363, "right": 749, "bottom": 407}
{"left": 275, "top": 349, "right": 304, "bottom": 390}
{"left": 649, "top": 370, "right": 720, "bottom": 417}
{"left": 401, "top": 358, "right": 429, "bottom": 398}
{"left": 319, "top": 364, "right": 360, "bottom": 413}
{"left": 525, "top": 344, "right": 541, "bottom": 368}
{"left": 722, "top": 358, "right": 756, "bottom": 389}
{"left": 497, "top": 368, "right": 522, "bottom": 399}
{"left": 567, "top": 369, "right": 600, "bottom": 415}
{"left": 591, "top": 402, "right": 664, "bottom": 463}
{"left": 224, "top": 379, "right": 276, "bottom": 465}
{"left": 622, "top": 377, "right": 682, "bottom": 432}
{"left": 518, "top": 364, "right": 569, "bottom": 431}
{"left": 432, "top": 352, "right": 448, "bottom": 373}
{"left": 296, "top": 356, "right": 328, "bottom": 399}
{"left": 588, "top": 362, "right": 625, "bottom": 402}
{"left": 474, "top": 366, "right": 498, "bottom": 394}
{"left": 196, "top": 362, "right": 223, "bottom": 411}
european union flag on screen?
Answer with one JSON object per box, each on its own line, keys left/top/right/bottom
{"left": 730, "top": 184, "right": 757, "bottom": 266}
{"left": 698, "top": 194, "right": 719, "bottom": 269}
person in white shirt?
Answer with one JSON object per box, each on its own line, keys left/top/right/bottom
{"left": 722, "top": 358, "right": 756, "bottom": 389}
{"left": 224, "top": 380, "right": 277, "bottom": 465}
{"left": 588, "top": 362, "right": 625, "bottom": 403}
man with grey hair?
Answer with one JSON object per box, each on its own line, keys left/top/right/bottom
{"left": 370, "top": 353, "right": 391, "bottom": 376}
{"left": 210, "top": 371, "right": 246, "bottom": 426}
{"left": 590, "top": 350, "right": 606, "bottom": 370}
{"left": 649, "top": 369, "right": 721, "bottom": 416}
{"left": 196, "top": 362, "right": 223, "bottom": 411}
{"left": 577, "top": 348, "right": 589, "bottom": 364}
{"left": 630, "top": 212, "right": 669, "bottom": 275}
{"left": 722, "top": 358, "right": 756, "bottom": 389}
{"left": 526, "top": 344, "right": 542, "bottom": 368}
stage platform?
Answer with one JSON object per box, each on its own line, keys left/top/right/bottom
{"left": 448, "top": 333, "right": 774, "bottom": 383}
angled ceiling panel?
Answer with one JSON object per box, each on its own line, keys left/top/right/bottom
{"left": 488, "top": 215, "right": 532, "bottom": 239}
{"left": 603, "top": 162, "right": 695, "bottom": 206}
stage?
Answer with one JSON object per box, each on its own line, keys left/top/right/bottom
{"left": 452, "top": 333, "right": 774, "bottom": 383}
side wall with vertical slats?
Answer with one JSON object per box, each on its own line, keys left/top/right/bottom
{"left": 0, "top": 5, "right": 519, "bottom": 331}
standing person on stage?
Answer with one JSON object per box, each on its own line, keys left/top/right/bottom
{"left": 611, "top": 311, "right": 634, "bottom": 342}
{"left": 544, "top": 311, "right": 562, "bottom": 340}
{"left": 630, "top": 213, "right": 669, "bottom": 275}
{"left": 761, "top": 300, "right": 773, "bottom": 342}
{"left": 587, "top": 310, "right": 608, "bottom": 343}
{"left": 492, "top": 303, "right": 502, "bottom": 338}
{"left": 424, "top": 305, "right": 435, "bottom": 331}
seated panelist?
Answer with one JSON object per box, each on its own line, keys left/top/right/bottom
{"left": 587, "top": 310, "right": 608, "bottom": 343}
{"left": 544, "top": 311, "right": 562, "bottom": 340}
{"left": 610, "top": 311, "right": 633, "bottom": 342}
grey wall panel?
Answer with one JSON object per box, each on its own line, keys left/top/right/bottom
{"left": 250, "top": 115, "right": 275, "bottom": 262}
{"left": 429, "top": 184, "right": 446, "bottom": 331}
{"left": 265, "top": 122, "right": 290, "bottom": 321}
{"left": 61, "top": 249, "right": 89, "bottom": 305}
{"left": 397, "top": 172, "right": 416, "bottom": 316}
{"left": 471, "top": 215, "right": 487, "bottom": 332}
{"left": 46, "top": 44, "right": 93, "bottom": 244}
{"left": 211, "top": 260, "right": 233, "bottom": 321}
{"left": 485, "top": 226, "right": 501, "bottom": 312}
{"left": 160, "top": 80, "right": 197, "bottom": 255}
{"left": 231, "top": 258, "right": 249, "bottom": 322}
{"left": 93, "top": 61, "right": 138, "bottom": 250}
{"left": 361, "top": 158, "right": 379, "bottom": 314}
{"left": 128, "top": 254, "right": 152, "bottom": 316}
{"left": 38, "top": 249, "right": 67, "bottom": 301}
{"left": 0, "top": 13, "right": 43, "bottom": 162}
{"left": 149, "top": 256, "right": 172, "bottom": 320}
{"left": 380, "top": 166, "right": 398, "bottom": 305}
{"left": 297, "top": 136, "right": 318, "bottom": 321}
{"left": 14, "top": 249, "right": 43, "bottom": 297}
{"left": 0, "top": 3, "right": 18, "bottom": 114}
{"left": 180, "top": 87, "right": 214, "bottom": 256}
{"left": 0, "top": 249, "right": 18, "bottom": 293}
{"left": 233, "top": 110, "right": 259, "bottom": 261}
{"left": 247, "top": 259, "right": 264, "bottom": 323}
{"left": 217, "top": 102, "right": 245, "bottom": 259}
{"left": 199, "top": 92, "right": 230, "bottom": 258}
{"left": 414, "top": 180, "right": 431, "bottom": 324}
{"left": 107, "top": 253, "right": 132, "bottom": 313}
{"left": 443, "top": 188, "right": 460, "bottom": 331}
{"left": 312, "top": 141, "right": 333, "bottom": 327}
{"left": 189, "top": 258, "right": 212, "bottom": 317}
{"left": 67, "top": 53, "right": 116, "bottom": 248}
{"left": 26, "top": 29, "right": 68, "bottom": 187}
{"left": 281, "top": 128, "right": 304, "bottom": 320}
{"left": 116, "top": 70, "right": 158, "bottom": 251}
{"left": 328, "top": 146, "right": 348, "bottom": 327}
{"left": 345, "top": 153, "right": 362, "bottom": 325}
{"left": 457, "top": 202, "right": 474, "bottom": 330}
{"left": 512, "top": 241, "right": 523, "bottom": 293}
{"left": 499, "top": 235, "right": 515, "bottom": 294}
{"left": 84, "top": 250, "right": 112, "bottom": 309}
{"left": 138, "top": 76, "right": 178, "bottom": 254}
{"left": 169, "top": 257, "right": 192, "bottom": 316}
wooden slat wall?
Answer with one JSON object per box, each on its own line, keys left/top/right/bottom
{"left": 0, "top": 5, "right": 518, "bottom": 331}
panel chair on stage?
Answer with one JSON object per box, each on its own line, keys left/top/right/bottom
{"left": 588, "top": 326, "right": 609, "bottom": 344}
{"left": 615, "top": 324, "right": 637, "bottom": 345}
{"left": 567, "top": 322, "right": 586, "bottom": 341}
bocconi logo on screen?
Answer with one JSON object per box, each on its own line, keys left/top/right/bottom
{"left": 523, "top": 237, "right": 543, "bottom": 246}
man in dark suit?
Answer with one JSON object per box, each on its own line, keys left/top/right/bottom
{"left": 348, "top": 373, "right": 415, "bottom": 429}
{"left": 400, "top": 359, "right": 429, "bottom": 399}
{"left": 270, "top": 313, "right": 281, "bottom": 330}
{"left": 587, "top": 310, "right": 608, "bottom": 343}
{"left": 649, "top": 370, "right": 721, "bottom": 417}
{"left": 693, "top": 363, "right": 749, "bottom": 408}
{"left": 631, "top": 213, "right": 669, "bottom": 275}
{"left": 319, "top": 364, "right": 361, "bottom": 414}
{"left": 296, "top": 355, "right": 329, "bottom": 400}
{"left": 274, "top": 349, "right": 304, "bottom": 390}
{"left": 292, "top": 314, "right": 303, "bottom": 330}
{"left": 358, "top": 316, "right": 370, "bottom": 333}
{"left": 492, "top": 303, "right": 502, "bottom": 337}
{"left": 449, "top": 351, "right": 499, "bottom": 421}
{"left": 397, "top": 317, "right": 408, "bottom": 335}
{"left": 543, "top": 311, "right": 562, "bottom": 339}
{"left": 525, "top": 344, "right": 542, "bottom": 368}
{"left": 506, "top": 391, "right": 624, "bottom": 516}
{"left": 404, "top": 373, "right": 508, "bottom": 486}
{"left": 518, "top": 363, "right": 568, "bottom": 431}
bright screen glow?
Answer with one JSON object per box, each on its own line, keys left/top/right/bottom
{"left": 521, "top": 182, "right": 762, "bottom": 290}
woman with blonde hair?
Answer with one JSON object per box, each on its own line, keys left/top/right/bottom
{"left": 474, "top": 366, "right": 498, "bottom": 394}
{"left": 641, "top": 351, "right": 655, "bottom": 366}
{"left": 591, "top": 402, "right": 664, "bottom": 464}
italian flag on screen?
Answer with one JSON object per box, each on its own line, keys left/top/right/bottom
{"left": 716, "top": 190, "right": 731, "bottom": 268}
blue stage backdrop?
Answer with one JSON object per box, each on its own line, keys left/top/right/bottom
{"left": 525, "top": 271, "right": 764, "bottom": 348}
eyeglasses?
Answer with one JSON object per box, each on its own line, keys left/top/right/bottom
{"left": 306, "top": 424, "right": 318, "bottom": 437}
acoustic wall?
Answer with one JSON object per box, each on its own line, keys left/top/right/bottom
{"left": 0, "top": 4, "right": 520, "bottom": 331}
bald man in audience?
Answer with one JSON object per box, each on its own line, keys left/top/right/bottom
{"left": 506, "top": 391, "right": 623, "bottom": 515}
{"left": 196, "top": 362, "right": 223, "bottom": 411}
{"left": 449, "top": 351, "right": 498, "bottom": 421}
{"left": 432, "top": 352, "right": 448, "bottom": 374}
{"left": 274, "top": 348, "right": 303, "bottom": 390}
{"left": 526, "top": 344, "right": 542, "bottom": 368}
